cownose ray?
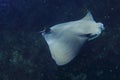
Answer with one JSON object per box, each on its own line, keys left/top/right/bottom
{"left": 41, "top": 12, "right": 104, "bottom": 66}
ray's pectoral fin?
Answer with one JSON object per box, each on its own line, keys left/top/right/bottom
{"left": 82, "top": 11, "right": 94, "bottom": 21}
{"left": 49, "top": 35, "right": 86, "bottom": 66}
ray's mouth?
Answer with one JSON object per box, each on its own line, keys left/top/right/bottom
{"left": 88, "top": 34, "right": 100, "bottom": 41}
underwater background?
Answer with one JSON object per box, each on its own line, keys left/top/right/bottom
{"left": 0, "top": 0, "right": 120, "bottom": 80}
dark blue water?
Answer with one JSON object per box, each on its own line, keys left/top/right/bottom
{"left": 0, "top": 0, "right": 120, "bottom": 80}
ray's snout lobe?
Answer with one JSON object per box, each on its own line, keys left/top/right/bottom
{"left": 97, "top": 22, "right": 104, "bottom": 30}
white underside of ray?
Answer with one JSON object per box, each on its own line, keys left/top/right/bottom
{"left": 42, "top": 11, "right": 104, "bottom": 66}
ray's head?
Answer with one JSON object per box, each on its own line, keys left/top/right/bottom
{"left": 77, "top": 21, "right": 104, "bottom": 40}
{"left": 70, "top": 12, "right": 104, "bottom": 41}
